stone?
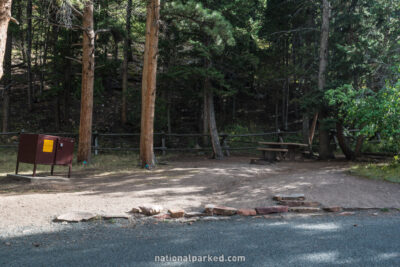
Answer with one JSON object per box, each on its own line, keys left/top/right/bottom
{"left": 273, "top": 194, "right": 305, "bottom": 201}
{"left": 185, "top": 212, "right": 206, "bottom": 218}
{"left": 278, "top": 201, "right": 320, "bottom": 207}
{"left": 289, "top": 207, "right": 321, "bottom": 213}
{"left": 339, "top": 212, "right": 355, "bottom": 216}
{"left": 237, "top": 209, "right": 257, "bottom": 216}
{"left": 129, "top": 207, "right": 142, "bottom": 214}
{"left": 55, "top": 211, "right": 97, "bottom": 222}
{"left": 323, "top": 207, "right": 342, "bottom": 212}
{"left": 168, "top": 208, "right": 185, "bottom": 218}
{"left": 153, "top": 214, "right": 171, "bottom": 220}
{"left": 204, "top": 204, "right": 215, "bottom": 215}
{"left": 139, "top": 205, "right": 163, "bottom": 216}
{"left": 213, "top": 206, "right": 237, "bottom": 216}
{"left": 256, "top": 206, "right": 289, "bottom": 215}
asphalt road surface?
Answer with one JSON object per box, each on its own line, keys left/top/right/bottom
{"left": 1, "top": 213, "right": 400, "bottom": 266}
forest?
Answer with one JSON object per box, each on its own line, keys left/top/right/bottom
{"left": 0, "top": 0, "right": 399, "bottom": 167}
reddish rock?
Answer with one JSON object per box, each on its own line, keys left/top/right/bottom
{"left": 237, "top": 209, "right": 257, "bottom": 216}
{"left": 278, "top": 201, "right": 320, "bottom": 207}
{"left": 154, "top": 214, "right": 171, "bottom": 220}
{"left": 256, "top": 206, "right": 289, "bottom": 215}
{"left": 289, "top": 207, "right": 321, "bottom": 213}
{"left": 168, "top": 208, "right": 185, "bottom": 218}
{"left": 323, "top": 207, "right": 342, "bottom": 212}
{"left": 213, "top": 206, "right": 237, "bottom": 216}
{"left": 339, "top": 212, "right": 355, "bottom": 216}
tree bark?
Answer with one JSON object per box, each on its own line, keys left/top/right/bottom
{"left": 206, "top": 89, "right": 223, "bottom": 159}
{"left": 26, "top": 0, "right": 32, "bottom": 110}
{"left": 318, "top": 0, "right": 334, "bottom": 159}
{"left": 77, "top": 1, "right": 95, "bottom": 163}
{"left": 202, "top": 85, "right": 209, "bottom": 146}
{"left": 336, "top": 122, "right": 354, "bottom": 160}
{"left": 140, "top": 0, "right": 160, "bottom": 168}
{"left": 2, "top": 27, "right": 11, "bottom": 132}
{"left": 121, "top": 0, "right": 132, "bottom": 124}
{"left": 0, "top": 0, "right": 12, "bottom": 80}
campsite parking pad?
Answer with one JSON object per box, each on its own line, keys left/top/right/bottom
{"left": 1, "top": 213, "right": 400, "bottom": 266}
{"left": 1, "top": 157, "right": 400, "bottom": 235}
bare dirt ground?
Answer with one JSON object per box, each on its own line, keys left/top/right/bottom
{"left": 1, "top": 156, "right": 400, "bottom": 235}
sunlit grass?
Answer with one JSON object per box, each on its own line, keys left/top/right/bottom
{"left": 350, "top": 162, "right": 400, "bottom": 183}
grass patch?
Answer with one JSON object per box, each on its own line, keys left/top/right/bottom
{"left": 350, "top": 162, "right": 400, "bottom": 183}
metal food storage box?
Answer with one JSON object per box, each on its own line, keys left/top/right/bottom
{"left": 16, "top": 134, "right": 74, "bottom": 177}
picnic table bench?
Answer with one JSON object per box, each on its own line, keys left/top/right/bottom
{"left": 258, "top": 142, "right": 308, "bottom": 161}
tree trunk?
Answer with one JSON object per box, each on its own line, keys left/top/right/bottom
{"left": 354, "top": 135, "right": 364, "bottom": 158}
{"left": 202, "top": 85, "right": 209, "bottom": 146}
{"left": 302, "top": 114, "right": 309, "bottom": 144}
{"left": 121, "top": 0, "right": 132, "bottom": 124}
{"left": 318, "top": 0, "right": 333, "bottom": 159}
{"left": 336, "top": 122, "right": 354, "bottom": 160}
{"left": 0, "top": 0, "right": 12, "bottom": 80}
{"left": 26, "top": 0, "right": 33, "bottom": 110}
{"left": 139, "top": 0, "right": 160, "bottom": 168}
{"left": 2, "top": 27, "right": 11, "bottom": 132}
{"left": 77, "top": 1, "right": 95, "bottom": 163}
{"left": 206, "top": 89, "right": 223, "bottom": 159}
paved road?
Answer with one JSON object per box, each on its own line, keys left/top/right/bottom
{"left": 1, "top": 214, "right": 400, "bottom": 266}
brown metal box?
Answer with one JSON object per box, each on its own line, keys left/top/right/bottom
{"left": 16, "top": 134, "right": 74, "bottom": 177}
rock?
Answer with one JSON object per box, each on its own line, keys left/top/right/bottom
{"left": 100, "top": 213, "right": 130, "bottom": 219}
{"left": 339, "top": 212, "right": 355, "bottom": 216}
{"left": 185, "top": 212, "right": 206, "bottom": 218}
{"left": 5, "top": 242, "right": 11, "bottom": 246}
{"left": 273, "top": 194, "right": 305, "bottom": 201}
{"left": 278, "top": 201, "right": 320, "bottom": 207}
{"left": 204, "top": 204, "right": 215, "bottom": 215}
{"left": 139, "top": 205, "right": 163, "bottom": 216}
{"left": 32, "top": 242, "right": 40, "bottom": 247}
{"left": 55, "top": 211, "right": 97, "bottom": 222}
{"left": 289, "top": 207, "right": 321, "bottom": 213}
{"left": 129, "top": 207, "right": 142, "bottom": 214}
{"left": 153, "top": 214, "right": 171, "bottom": 220}
{"left": 237, "top": 209, "right": 257, "bottom": 216}
{"left": 213, "top": 206, "right": 237, "bottom": 216}
{"left": 323, "top": 207, "right": 342, "bottom": 212}
{"left": 168, "top": 208, "right": 185, "bottom": 218}
{"left": 256, "top": 206, "right": 289, "bottom": 215}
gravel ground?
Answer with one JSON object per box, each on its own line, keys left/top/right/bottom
{"left": 1, "top": 157, "right": 400, "bottom": 237}
{"left": 1, "top": 213, "right": 400, "bottom": 266}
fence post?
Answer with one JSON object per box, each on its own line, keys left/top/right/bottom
{"left": 221, "top": 134, "right": 230, "bottom": 157}
{"left": 94, "top": 131, "right": 99, "bottom": 156}
{"left": 161, "top": 131, "right": 166, "bottom": 156}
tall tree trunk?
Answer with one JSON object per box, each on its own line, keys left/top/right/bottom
{"left": 26, "top": 0, "right": 32, "bottom": 110}
{"left": 318, "top": 0, "right": 333, "bottom": 159}
{"left": 0, "top": 0, "right": 12, "bottom": 80}
{"left": 202, "top": 85, "right": 209, "bottom": 146}
{"left": 302, "top": 114, "right": 309, "bottom": 144}
{"left": 77, "top": 1, "right": 95, "bottom": 163}
{"left": 336, "top": 122, "right": 354, "bottom": 160}
{"left": 206, "top": 89, "right": 223, "bottom": 159}
{"left": 121, "top": 0, "right": 132, "bottom": 124}
{"left": 2, "top": 28, "right": 11, "bottom": 132}
{"left": 354, "top": 135, "right": 364, "bottom": 158}
{"left": 139, "top": 0, "right": 160, "bottom": 168}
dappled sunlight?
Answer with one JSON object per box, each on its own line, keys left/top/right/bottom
{"left": 294, "top": 223, "right": 340, "bottom": 231}
{"left": 297, "top": 251, "right": 339, "bottom": 263}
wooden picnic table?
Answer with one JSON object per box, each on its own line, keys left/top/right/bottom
{"left": 257, "top": 142, "right": 308, "bottom": 161}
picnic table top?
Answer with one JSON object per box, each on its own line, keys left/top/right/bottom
{"left": 258, "top": 142, "right": 309, "bottom": 147}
